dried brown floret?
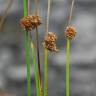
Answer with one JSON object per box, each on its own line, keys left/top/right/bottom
{"left": 44, "top": 32, "right": 57, "bottom": 42}
{"left": 20, "top": 15, "right": 41, "bottom": 31}
{"left": 31, "top": 15, "right": 41, "bottom": 27}
{"left": 20, "top": 15, "right": 34, "bottom": 31}
{"left": 43, "top": 32, "right": 59, "bottom": 52}
{"left": 64, "top": 26, "right": 76, "bottom": 39}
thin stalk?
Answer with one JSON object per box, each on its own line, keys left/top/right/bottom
{"left": 66, "top": 39, "right": 70, "bottom": 96}
{"left": 27, "top": 0, "right": 30, "bottom": 15}
{"left": 30, "top": 32, "right": 40, "bottom": 96}
{"left": 25, "top": 31, "right": 31, "bottom": 96}
{"left": 44, "top": 49, "right": 48, "bottom": 96}
{"left": 46, "top": 0, "right": 51, "bottom": 33}
{"left": 66, "top": 0, "right": 75, "bottom": 96}
{"left": 35, "top": 27, "right": 42, "bottom": 96}
{"left": 30, "top": 42, "right": 40, "bottom": 96}
{"left": 68, "top": 0, "right": 75, "bottom": 25}
{"left": 23, "top": 0, "right": 27, "bottom": 16}
{"left": 27, "top": 0, "right": 39, "bottom": 96}
{"left": 44, "top": 0, "right": 51, "bottom": 96}
{"left": 34, "top": 0, "right": 43, "bottom": 95}
{"left": 35, "top": 0, "right": 39, "bottom": 15}
{"left": 23, "top": 0, "right": 31, "bottom": 96}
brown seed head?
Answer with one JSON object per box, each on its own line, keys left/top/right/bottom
{"left": 65, "top": 26, "right": 76, "bottom": 39}
{"left": 31, "top": 15, "right": 42, "bottom": 27}
{"left": 20, "top": 15, "right": 34, "bottom": 31}
{"left": 44, "top": 32, "right": 57, "bottom": 42}
{"left": 20, "top": 15, "right": 41, "bottom": 31}
{"left": 43, "top": 32, "right": 59, "bottom": 52}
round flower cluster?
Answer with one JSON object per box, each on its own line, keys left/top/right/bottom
{"left": 20, "top": 15, "right": 41, "bottom": 31}
{"left": 65, "top": 26, "right": 76, "bottom": 39}
{"left": 43, "top": 32, "right": 58, "bottom": 52}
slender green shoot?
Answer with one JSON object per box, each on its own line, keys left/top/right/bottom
{"left": 30, "top": 42, "right": 40, "bottom": 96}
{"left": 35, "top": 26, "right": 43, "bottom": 96}
{"left": 23, "top": 0, "right": 31, "bottom": 96}
{"left": 23, "top": 0, "right": 27, "bottom": 16}
{"left": 27, "top": 0, "right": 40, "bottom": 95}
{"left": 44, "top": 0, "right": 51, "bottom": 96}
{"left": 25, "top": 31, "right": 31, "bottom": 96}
{"left": 66, "top": 0, "right": 75, "bottom": 95}
{"left": 34, "top": 0, "right": 43, "bottom": 95}
{"left": 44, "top": 49, "right": 48, "bottom": 96}
{"left": 66, "top": 38, "right": 70, "bottom": 96}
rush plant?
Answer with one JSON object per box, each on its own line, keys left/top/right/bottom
{"left": 20, "top": 0, "right": 76, "bottom": 96}
{"left": 64, "top": 0, "right": 76, "bottom": 96}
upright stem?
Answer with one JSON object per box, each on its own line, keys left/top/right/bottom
{"left": 34, "top": 0, "right": 43, "bottom": 95}
{"left": 27, "top": 0, "right": 40, "bottom": 96}
{"left": 66, "top": 39, "right": 70, "bottom": 96}
{"left": 68, "top": 0, "right": 75, "bottom": 25}
{"left": 23, "top": 0, "right": 27, "bottom": 16}
{"left": 66, "top": 0, "right": 75, "bottom": 96}
{"left": 25, "top": 31, "right": 31, "bottom": 96}
{"left": 46, "top": 0, "right": 51, "bottom": 33}
{"left": 30, "top": 41, "right": 40, "bottom": 96}
{"left": 27, "top": 0, "right": 30, "bottom": 15}
{"left": 35, "top": 0, "right": 39, "bottom": 15}
{"left": 23, "top": 0, "right": 31, "bottom": 96}
{"left": 44, "top": 0, "right": 51, "bottom": 95}
{"left": 44, "top": 49, "right": 48, "bottom": 96}
{"left": 35, "top": 27, "right": 42, "bottom": 96}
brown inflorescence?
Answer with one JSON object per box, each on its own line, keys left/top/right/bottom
{"left": 43, "top": 32, "right": 59, "bottom": 52}
{"left": 64, "top": 26, "right": 76, "bottom": 39}
{"left": 20, "top": 15, "right": 41, "bottom": 31}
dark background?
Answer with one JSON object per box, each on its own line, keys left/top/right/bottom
{"left": 0, "top": 0, "right": 96, "bottom": 96}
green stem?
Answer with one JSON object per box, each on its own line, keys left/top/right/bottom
{"left": 25, "top": 31, "right": 31, "bottom": 96}
{"left": 35, "top": 27, "right": 42, "bottom": 96}
{"left": 44, "top": 49, "right": 48, "bottom": 96}
{"left": 31, "top": 43, "right": 40, "bottom": 96}
{"left": 43, "top": 0, "right": 51, "bottom": 95}
{"left": 23, "top": 0, "right": 31, "bottom": 96}
{"left": 23, "top": 0, "right": 27, "bottom": 16}
{"left": 66, "top": 38, "right": 70, "bottom": 96}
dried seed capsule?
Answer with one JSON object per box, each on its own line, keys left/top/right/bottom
{"left": 20, "top": 15, "right": 34, "bottom": 31}
{"left": 20, "top": 15, "right": 42, "bottom": 31}
{"left": 43, "top": 42, "right": 58, "bottom": 52}
{"left": 43, "top": 32, "right": 59, "bottom": 52}
{"left": 64, "top": 26, "right": 76, "bottom": 39}
{"left": 44, "top": 32, "right": 57, "bottom": 42}
{"left": 31, "top": 15, "right": 42, "bottom": 28}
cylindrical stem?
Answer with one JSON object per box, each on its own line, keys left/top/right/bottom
{"left": 44, "top": 0, "right": 51, "bottom": 96}
{"left": 44, "top": 49, "right": 48, "bottom": 96}
{"left": 25, "top": 31, "right": 31, "bottom": 96}
{"left": 23, "top": 0, "right": 31, "bottom": 96}
{"left": 46, "top": 0, "right": 51, "bottom": 33}
{"left": 30, "top": 41, "right": 40, "bottom": 96}
{"left": 27, "top": 0, "right": 30, "bottom": 15}
{"left": 34, "top": 0, "right": 42, "bottom": 95}
{"left": 68, "top": 0, "right": 75, "bottom": 25}
{"left": 66, "top": 39, "right": 70, "bottom": 96}
{"left": 35, "top": 0, "right": 39, "bottom": 15}
{"left": 35, "top": 27, "right": 42, "bottom": 96}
